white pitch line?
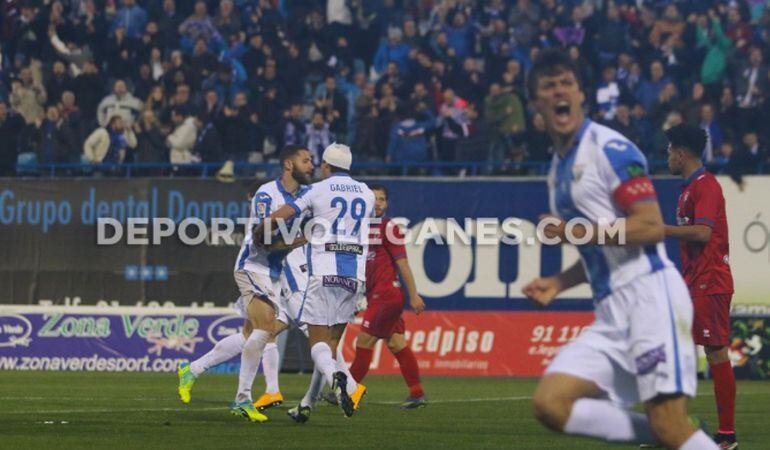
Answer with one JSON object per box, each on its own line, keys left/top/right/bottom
{"left": 1, "top": 406, "right": 225, "bottom": 415}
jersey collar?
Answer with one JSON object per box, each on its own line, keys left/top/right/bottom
{"left": 682, "top": 166, "right": 706, "bottom": 187}
{"left": 275, "top": 177, "right": 299, "bottom": 201}
{"left": 330, "top": 172, "right": 350, "bottom": 178}
{"left": 557, "top": 118, "right": 592, "bottom": 160}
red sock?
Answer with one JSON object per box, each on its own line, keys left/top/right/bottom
{"left": 393, "top": 347, "right": 424, "bottom": 398}
{"left": 711, "top": 361, "right": 736, "bottom": 434}
{"left": 349, "top": 346, "right": 373, "bottom": 383}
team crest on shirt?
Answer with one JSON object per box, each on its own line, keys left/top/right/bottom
{"left": 256, "top": 201, "right": 268, "bottom": 218}
{"left": 572, "top": 164, "right": 584, "bottom": 181}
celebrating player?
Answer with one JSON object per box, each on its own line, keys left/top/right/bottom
{"left": 256, "top": 143, "right": 373, "bottom": 421}
{"left": 665, "top": 124, "right": 737, "bottom": 450}
{"left": 521, "top": 50, "right": 717, "bottom": 450}
{"left": 176, "top": 145, "right": 314, "bottom": 423}
{"left": 346, "top": 184, "right": 427, "bottom": 409}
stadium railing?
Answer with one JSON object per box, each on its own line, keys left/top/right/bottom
{"left": 11, "top": 160, "right": 766, "bottom": 178}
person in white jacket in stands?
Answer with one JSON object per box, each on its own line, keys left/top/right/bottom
{"left": 166, "top": 107, "right": 199, "bottom": 163}
{"left": 82, "top": 115, "right": 137, "bottom": 163}
{"left": 96, "top": 79, "right": 143, "bottom": 127}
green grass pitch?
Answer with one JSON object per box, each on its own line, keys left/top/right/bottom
{"left": 0, "top": 372, "right": 768, "bottom": 449}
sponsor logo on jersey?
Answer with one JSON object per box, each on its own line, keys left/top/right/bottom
{"left": 322, "top": 275, "right": 359, "bottom": 293}
{"left": 325, "top": 243, "right": 364, "bottom": 255}
{"left": 635, "top": 344, "right": 666, "bottom": 375}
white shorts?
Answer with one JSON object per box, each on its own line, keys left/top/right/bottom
{"left": 545, "top": 267, "right": 697, "bottom": 407}
{"left": 296, "top": 275, "right": 365, "bottom": 326}
{"left": 233, "top": 270, "right": 280, "bottom": 319}
{"left": 277, "top": 290, "right": 308, "bottom": 334}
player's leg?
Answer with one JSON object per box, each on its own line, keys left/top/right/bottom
{"left": 632, "top": 269, "right": 717, "bottom": 449}
{"left": 705, "top": 344, "right": 737, "bottom": 448}
{"left": 349, "top": 331, "right": 378, "bottom": 382}
{"left": 387, "top": 331, "right": 426, "bottom": 408}
{"left": 177, "top": 319, "right": 252, "bottom": 404}
{"left": 255, "top": 319, "right": 290, "bottom": 410}
{"left": 533, "top": 310, "right": 658, "bottom": 445}
{"left": 644, "top": 395, "right": 716, "bottom": 449}
{"left": 232, "top": 294, "right": 275, "bottom": 422}
{"left": 693, "top": 294, "right": 737, "bottom": 448}
{"left": 329, "top": 326, "right": 366, "bottom": 410}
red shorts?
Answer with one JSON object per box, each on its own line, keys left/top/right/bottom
{"left": 691, "top": 294, "right": 732, "bottom": 346}
{"left": 361, "top": 291, "right": 405, "bottom": 339}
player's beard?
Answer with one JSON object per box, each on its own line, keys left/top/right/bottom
{"left": 292, "top": 167, "right": 313, "bottom": 185}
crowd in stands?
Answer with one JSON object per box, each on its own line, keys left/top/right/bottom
{"left": 0, "top": 0, "right": 769, "bottom": 177}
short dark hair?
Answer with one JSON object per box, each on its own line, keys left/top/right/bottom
{"left": 369, "top": 184, "right": 388, "bottom": 199}
{"left": 666, "top": 124, "right": 707, "bottom": 155}
{"left": 279, "top": 145, "right": 309, "bottom": 167}
{"left": 527, "top": 48, "right": 582, "bottom": 100}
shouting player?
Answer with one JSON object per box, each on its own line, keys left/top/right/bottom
{"left": 665, "top": 124, "right": 737, "bottom": 450}
{"left": 176, "top": 145, "right": 313, "bottom": 423}
{"left": 522, "top": 50, "right": 717, "bottom": 450}
{"left": 347, "top": 184, "right": 427, "bottom": 408}
{"left": 256, "top": 143, "right": 373, "bottom": 421}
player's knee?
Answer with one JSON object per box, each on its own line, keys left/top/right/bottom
{"left": 532, "top": 385, "right": 572, "bottom": 431}
{"left": 356, "top": 332, "right": 378, "bottom": 349}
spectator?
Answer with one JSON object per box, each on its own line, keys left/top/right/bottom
{"left": 649, "top": 4, "right": 685, "bottom": 50}
{"left": 168, "top": 83, "right": 194, "bottom": 117}
{"left": 596, "top": 66, "right": 621, "bottom": 121}
{"left": 508, "top": 0, "right": 540, "bottom": 48}
{"left": 0, "top": 101, "right": 25, "bottom": 175}
{"left": 596, "top": 3, "right": 630, "bottom": 64}
{"left": 10, "top": 68, "right": 47, "bottom": 125}
{"left": 635, "top": 60, "right": 671, "bottom": 112}
{"left": 166, "top": 108, "right": 198, "bottom": 163}
{"left": 71, "top": 62, "right": 103, "bottom": 124}
{"left": 741, "top": 131, "right": 767, "bottom": 172}
{"left": 29, "top": 106, "right": 77, "bottom": 164}
{"left": 133, "top": 64, "right": 155, "bottom": 101}
{"left": 353, "top": 83, "right": 381, "bottom": 160}
{"left": 714, "top": 141, "right": 734, "bottom": 168}
{"left": 190, "top": 38, "right": 219, "bottom": 89}
{"left": 110, "top": 0, "right": 147, "bottom": 39}
{"left": 680, "top": 82, "right": 707, "bottom": 125}
{"left": 386, "top": 105, "right": 436, "bottom": 163}
{"left": 220, "top": 92, "right": 259, "bottom": 161}
{"left": 59, "top": 91, "right": 85, "bottom": 146}
{"left": 283, "top": 103, "right": 307, "bottom": 147}
{"left": 314, "top": 75, "right": 348, "bottom": 139}
{"left": 97, "top": 79, "right": 143, "bottom": 127}
{"left": 376, "top": 62, "right": 407, "bottom": 99}
{"left": 305, "top": 110, "right": 333, "bottom": 164}
{"left": 696, "top": 10, "right": 732, "bottom": 88}
{"left": 201, "top": 89, "right": 222, "bottom": 122}
{"left": 132, "top": 109, "right": 166, "bottom": 163}
{"left": 144, "top": 85, "right": 168, "bottom": 119}
{"left": 438, "top": 88, "right": 471, "bottom": 161}
{"left": 719, "top": 86, "right": 741, "bottom": 139}
{"left": 443, "top": 12, "right": 474, "bottom": 62}
{"left": 699, "top": 104, "right": 723, "bottom": 163}
{"left": 451, "top": 58, "right": 486, "bottom": 109}
{"left": 524, "top": 112, "right": 552, "bottom": 162}
{"left": 725, "top": 5, "right": 752, "bottom": 55}
{"left": 735, "top": 46, "right": 769, "bottom": 134}
{"left": 179, "top": 1, "right": 222, "bottom": 52}
{"left": 83, "top": 115, "right": 137, "bottom": 164}
{"left": 608, "top": 103, "right": 641, "bottom": 148}
{"left": 49, "top": 29, "right": 95, "bottom": 77}
{"left": 156, "top": 0, "right": 182, "bottom": 50}
{"left": 373, "top": 27, "right": 411, "bottom": 77}
{"left": 652, "top": 110, "right": 684, "bottom": 159}
{"left": 214, "top": 0, "right": 241, "bottom": 38}
{"left": 105, "top": 26, "right": 137, "bottom": 80}
{"left": 193, "top": 115, "right": 223, "bottom": 162}
{"left": 484, "top": 82, "right": 525, "bottom": 163}
{"left": 203, "top": 63, "right": 247, "bottom": 109}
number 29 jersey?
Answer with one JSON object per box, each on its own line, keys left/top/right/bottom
{"left": 287, "top": 172, "right": 375, "bottom": 281}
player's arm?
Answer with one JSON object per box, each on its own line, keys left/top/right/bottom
{"left": 522, "top": 260, "right": 587, "bottom": 307}
{"left": 665, "top": 181, "right": 718, "bottom": 243}
{"left": 664, "top": 224, "right": 712, "bottom": 243}
{"left": 395, "top": 257, "right": 425, "bottom": 314}
{"left": 254, "top": 190, "right": 312, "bottom": 246}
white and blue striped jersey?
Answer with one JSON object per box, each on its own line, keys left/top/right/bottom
{"left": 235, "top": 179, "right": 310, "bottom": 280}
{"left": 287, "top": 173, "right": 375, "bottom": 281}
{"left": 547, "top": 119, "right": 674, "bottom": 301}
{"left": 280, "top": 244, "right": 309, "bottom": 294}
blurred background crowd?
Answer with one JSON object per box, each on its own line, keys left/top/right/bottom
{"left": 1, "top": 0, "right": 769, "bottom": 177}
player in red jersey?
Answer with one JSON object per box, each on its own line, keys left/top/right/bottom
{"left": 347, "top": 184, "right": 427, "bottom": 409}
{"left": 665, "top": 124, "right": 737, "bottom": 450}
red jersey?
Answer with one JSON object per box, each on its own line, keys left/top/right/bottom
{"left": 675, "top": 167, "right": 733, "bottom": 296}
{"left": 366, "top": 217, "right": 406, "bottom": 302}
